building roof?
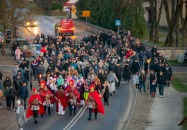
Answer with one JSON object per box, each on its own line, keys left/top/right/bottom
{"left": 63, "top": 3, "right": 75, "bottom": 7}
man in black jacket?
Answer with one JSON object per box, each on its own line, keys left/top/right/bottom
{"left": 157, "top": 71, "right": 165, "bottom": 98}
{"left": 115, "top": 63, "right": 123, "bottom": 88}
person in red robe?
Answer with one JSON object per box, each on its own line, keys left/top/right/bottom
{"left": 26, "top": 88, "right": 44, "bottom": 124}
{"left": 65, "top": 80, "right": 80, "bottom": 115}
{"left": 56, "top": 86, "right": 68, "bottom": 115}
{"left": 87, "top": 84, "right": 105, "bottom": 121}
{"left": 38, "top": 82, "right": 52, "bottom": 117}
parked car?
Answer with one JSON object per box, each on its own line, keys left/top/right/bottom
{"left": 29, "top": 44, "right": 41, "bottom": 56}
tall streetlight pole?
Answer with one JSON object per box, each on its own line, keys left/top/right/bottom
{"left": 146, "top": 58, "right": 151, "bottom": 100}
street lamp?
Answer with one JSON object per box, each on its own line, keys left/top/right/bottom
{"left": 26, "top": 50, "right": 34, "bottom": 90}
{"left": 146, "top": 58, "right": 151, "bottom": 100}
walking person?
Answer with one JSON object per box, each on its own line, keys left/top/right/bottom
{"left": 26, "top": 88, "right": 44, "bottom": 124}
{"left": 4, "top": 86, "right": 11, "bottom": 109}
{"left": 19, "top": 81, "right": 29, "bottom": 109}
{"left": 3, "top": 77, "right": 12, "bottom": 89}
{"left": 122, "top": 63, "right": 131, "bottom": 84}
{"left": 15, "top": 47, "right": 22, "bottom": 63}
{"left": 87, "top": 85, "right": 104, "bottom": 121}
{"left": 133, "top": 72, "right": 140, "bottom": 91}
{"left": 16, "top": 100, "right": 27, "bottom": 130}
{"left": 150, "top": 70, "right": 157, "bottom": 97}
{"left": 107, "top": 70, "right": 119, "bottom": 96}
{"left": 9, "top": 86, "right": 16, "bottom": 111}
{"left": 13, "top": 64, "right": 19, "bottom": 84}
{"left": 157, "top": 71, "right": 165, "bottom": 98}
{"left": 139, "top": 70, "right": 146, "bottom": 92}
{"left": 164, "top": 63, "right": 172, "bottom": 87}
{"left": 102, "top": 81, "right": 110, "bottom": 105}
{"left": 115, "top": 63, "right": 122, "bottom": 88}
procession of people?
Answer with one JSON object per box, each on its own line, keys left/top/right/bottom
{"left": 0, "top": 29, "right": 173, "bottom": 130}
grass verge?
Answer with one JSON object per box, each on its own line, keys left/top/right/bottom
{"left": 172, "top": 77, "right": 187, "bottom": 92}
{"left": 168, "top": 60, "right": 187, "bottom": 66}
{"left": 182, "top": 97, "right": 187, "bottom": 129}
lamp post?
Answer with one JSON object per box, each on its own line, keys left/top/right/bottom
{"left": 146, "top": 58, "right": 151, "bottom": 100}
{"left": 26, "top": 51, "right": 34, "bottom": 91}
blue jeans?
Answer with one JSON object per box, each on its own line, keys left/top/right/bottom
{"left": 158, "top": 84, "right": 164, "bottom": 96}
{"left": 139, "top": 82, "right": 146, "bottom": 92}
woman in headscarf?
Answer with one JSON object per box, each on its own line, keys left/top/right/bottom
{"left": 57, "top": 75, "right": 64, "bottom": 88}
{"left": 43, "top": 59, "right": 49, "bottom": 77}
{"left": 3, "top": 77, "right": 12, "bottom": 89}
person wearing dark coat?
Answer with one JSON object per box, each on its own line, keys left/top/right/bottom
{"left": 109, "top": 61, "right": 116, "bottom": 72}
{"left": 98, "top": 70, "right": 104, "bottom": 85}
{"left": 3, "top": 77, "right": 12, "bottom": 89}
{"left": 164, "top": 63, "right": 172, "bottom": 87}
{"left": 9, "top": 86, "right": 16, "bottom": 110}
{"left": 157, "top": 71, "right": 165, "bottom": 98}
{"left": 15, "top": 75, "right": 23, "bottom": 98}
{"left": 150, "top": 70, "right": 157, "bottom": 97}
{"left": 103, "top": 70, "right": 108, "bottom": 81}
{"left": 24, "top": 67, "right": 30, "bottom": 84}
{"left": 146, "top": 49, "right": 152, "bottom": 59}
{"left": 4, "top": 86, "right": 10, "bottom": 109}
{"left": 19, "top": 82, "right": 29, "bottom": 109}
{"left": 0, "top": 71, "right": 3, "bottom": 80}
{"left": 19, "top": 60, "right": 28, "bottom": 70}
{"left": 138, "top": 51, "right": 144, "bottom": 68}
{"left": 122, "top": 63, "right": 131, "bottom": 83}
{"left": 151, "top": 46, "right": 158, "bottom": 55}
{"left": 132, "top": 60, "right": 140, "bottom": 74}
{"left": 139, "top": 70, "right": 146, "bottom": 92}
{"left": 31, "top": 59, "right": 38, "bottom": 80}
{"left": 36, "top": 64, "right": 44, "bottom": 77}
{"left": 102, "top": 81, "right": 110, "bottom": 105}
{"left": 157, "top": 63, "right": 166, "bottom": 76}
{"left": 115, "top": 63, "right": 123, "bottom": 88}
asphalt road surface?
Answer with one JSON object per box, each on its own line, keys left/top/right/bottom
{"left": 18, "top": 16, "right": 91, "bottom": 42}
{"left": 23, "top": 82, "right": 130, "bottom": 130}
{"left": 18, "top": 16, "right": 131, "bottom": 130}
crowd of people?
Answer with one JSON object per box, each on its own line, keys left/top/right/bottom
{"left": 0, "top": 29, "right": 173, "bottom": 130}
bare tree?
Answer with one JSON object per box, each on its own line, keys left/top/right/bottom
{"left": 0, "top": 0, "right": 11, "bottom": 55}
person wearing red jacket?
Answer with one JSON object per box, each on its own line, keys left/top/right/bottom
{"left": 65, "top": 80, "right": 80, "bottom": 115}
{"left": 26, "top": 88, "right": 44, "bottom": 124}
{"left": 87, "top": 84, "right": 105, "bottom": 121}
{"left": 56, "top": 86, "right": 68, "bottom": 115}
{"left": 40, "top": 46, "right": 46, "bottom": 53}
{"left": 126, "top": 48, "right": 133, "bottom": 59}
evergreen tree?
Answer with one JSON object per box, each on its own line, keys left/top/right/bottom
{"left": 75, "top": 0, "right": 146, "bottom": 37}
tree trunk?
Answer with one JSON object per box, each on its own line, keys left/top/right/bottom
{"left": 163, "top": 0, "right": 170, "bottom": 27}
{"left": 154, "top": 0, "right": 163, "bottom": 42}
{"left": 176, "top": 21, "right": 179, "bottom": 47}
{"left": 149, "top": 0, "right": 155, "bottom": 41}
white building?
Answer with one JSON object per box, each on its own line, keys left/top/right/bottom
{"left": 63, "top": 0, "right": 78, "bottom": 19}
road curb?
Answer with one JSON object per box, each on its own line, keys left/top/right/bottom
{"left": 115, "top": 80, "right": 137, "bottom": 130}
{"left": 123, "top": 81, "right": 137, "bottom": 130}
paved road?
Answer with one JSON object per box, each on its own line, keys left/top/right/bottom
{"left": 18, "top": 16, "right": 91, "bottom": 42}
{"left": 17, "top": 16, "right": 132, "bottom": 130}
{"left": 23, "top": 82, "right": 130, "bottom": 130}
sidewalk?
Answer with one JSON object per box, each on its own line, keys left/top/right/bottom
{"left": 145, "top": 85, "right": 185, "bottom": 130}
